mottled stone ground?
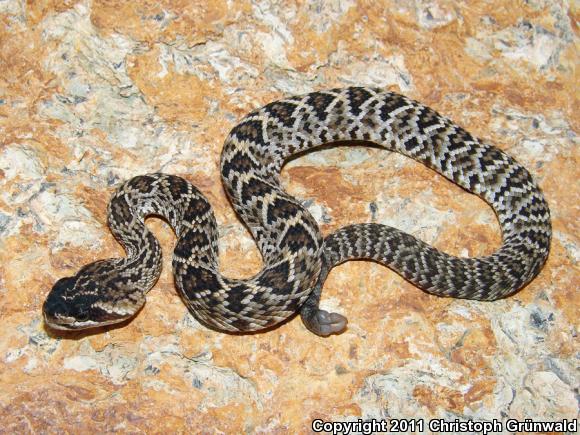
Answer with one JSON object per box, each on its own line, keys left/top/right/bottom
{"left": 0, "top": 0, "right": 578, "bottom": 432}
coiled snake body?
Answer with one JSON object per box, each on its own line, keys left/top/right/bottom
{"left": 43, "top": 88, "right": 551, "bottom": 335}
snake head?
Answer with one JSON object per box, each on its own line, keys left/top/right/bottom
{"left": 43, "top": 261, "right": 143, "bottom": 330}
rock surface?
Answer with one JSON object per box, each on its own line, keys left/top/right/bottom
{"left": 0, "top": 0, "right": 578, "bottom": 432}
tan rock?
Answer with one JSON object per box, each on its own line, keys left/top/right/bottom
{"left": 0, "top": 0, "right": 577, "bottom": 432}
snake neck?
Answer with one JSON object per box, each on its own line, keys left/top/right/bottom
{"left": 105, "top": 174, "right": 192, "bottom": 294}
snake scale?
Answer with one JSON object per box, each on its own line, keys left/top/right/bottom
{"left": 43, "top": 87, "right": 551, "bottom": 336}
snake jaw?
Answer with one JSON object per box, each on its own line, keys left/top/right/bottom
{"left": 43, "top": 305, "right": 138, "bottom": 331}
{"left": 42, "top": 312, "right": 100, "bottom": 330}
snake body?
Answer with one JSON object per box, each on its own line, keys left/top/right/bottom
{"left": 43, "top": 88, "right": 551, "bottom": 335}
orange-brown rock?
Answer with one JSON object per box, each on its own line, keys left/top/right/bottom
{"left": 0, "top": 0, "right": 577, "bottom": 432}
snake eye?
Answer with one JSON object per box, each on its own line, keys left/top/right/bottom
{"left": 76, "top": 310, "right": 90, "bottom": 322}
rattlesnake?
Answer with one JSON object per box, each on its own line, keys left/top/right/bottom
{"left": 43, "top": 87, "right": 551, "bottom": 336}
